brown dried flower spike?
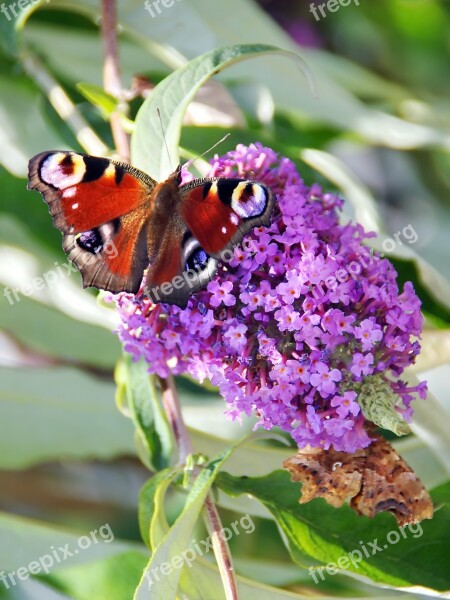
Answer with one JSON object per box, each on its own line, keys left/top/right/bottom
{"left": 283, "top": 432, "right": 433, "bottom": 526}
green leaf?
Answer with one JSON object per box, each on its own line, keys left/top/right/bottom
{"left": 41, "top": 545, "right": 311, "bottom": 600}
{"left": 301, "top": 148, "right": 382, "bottom": 234}
{"left": 0, "top": 511, "right": 137, "bottom": 572}
{"left": 131, "top": 44, "right": 311, "bottom": 180}
{"left": 179, "top": 556, "right": 313, "bottom": 600}
{"left": 217, "top": 470, "right": 450, "bottom": 591}
{"left": 41, "top": 551, "right": 148, "bottom": 600}
{"left": 0, "top": 169, "right": 62, "bottom": 254}
{"left": 0, "top": 74, "right": 69, "bottom": 176}
{"left": 76, "top": 83, "right": 118, "bottom": 119}
{"left": 42, "top": 544, "right": 316, "bottom": 600}
{"left": 0, "top": 366, "right": 135, "bottom": 469}
{"left": 0, "top": 216, "right": 121, "bottom": 368}
{"left": 0, "top": 0, "right": 46, "bottom": 55}
{"left": 138, "top": 468, "right": 181, "bottom": 550}
{"left": 430, "top": 481, "right": 450, "bottom": 507}
{"left": 30, "top": 0, "right": 450, "bottom": 152}
{"left": 134, "top": 447, "right": 236, "bottom": 600}
{"left": 186, "top": 556, "right": 411, "bottom": 599}
{"left": 0, "top": 512, "right": 146, "bottom": 600}
{"left": 115, "top": 354, "right": 175, "bottom": 471}
{"left": 0, "top": 289, "right": 120, "bottom": 368}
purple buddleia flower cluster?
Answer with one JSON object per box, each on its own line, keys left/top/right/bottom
{"left": 114, "top": 144, "right": 427, "bottom": 453}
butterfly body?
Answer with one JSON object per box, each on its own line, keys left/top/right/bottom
{"left": 28, "top": 151, "right": 274, "bottom": 307}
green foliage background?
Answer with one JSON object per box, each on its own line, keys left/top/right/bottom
{"left": 1, "top": 1, "right": 450, "bottom": 599}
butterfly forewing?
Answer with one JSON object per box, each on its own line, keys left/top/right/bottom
{"left": 179, "top": 178, "right": 274, "bottom": 257}
{"left": 28, "top": 151, "right": 155, "bottom": 293}
{"left": 28, "top": 151, "right": 156, "bottom": 233}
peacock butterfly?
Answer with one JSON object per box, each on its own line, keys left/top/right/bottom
{"left": 27, "top": 151, "right": 274, "bottom": 307}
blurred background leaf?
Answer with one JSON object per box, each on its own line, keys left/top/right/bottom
{"left": 1, "top": 0, "right": 450, "bottom": 597}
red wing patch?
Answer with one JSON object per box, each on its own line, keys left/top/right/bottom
{"left": 180, "top": 178, "right": 274, "bottom": 257}
{"left": 180, "top": 183, "right": 240, "bottom": 255}
{"left": 28, "top": 151, "right": 155, "bottom": 234}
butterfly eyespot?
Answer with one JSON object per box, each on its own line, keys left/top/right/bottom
{"left": 76, "top": 229, "right": 103, "bottom": 254}
{"left": 185, "top": 247, "right": 209, "bottom": 272}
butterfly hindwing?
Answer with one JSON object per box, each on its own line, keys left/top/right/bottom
{"left": 144, "top": 232, "right": 217, "bottom": 307}
{"left": 62, "top": 208, "right": 150, "bottom": 293}
{"left": 179, "top": 178, "right": 274, "bottom": 257}
{"left": 28, "top": 151, "right": 155, "bottom": 293}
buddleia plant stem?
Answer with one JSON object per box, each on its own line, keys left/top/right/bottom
{"left": 100, "top": 0, "right": 130, "bottom": 162}
{"left": 99, "top": 3, "right": 238, "bottom": 596}
{"left": 159, "top": 376, "right": 239, "bottom": 600}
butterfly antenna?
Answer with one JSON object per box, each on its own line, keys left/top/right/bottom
{"left": 157, "top": 108, "right": 174, "bottom": 172}
{"left": 185, "top": 133, "right": 230, "bottom": 170}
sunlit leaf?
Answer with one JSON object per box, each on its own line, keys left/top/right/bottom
{"left": 134, "top": 448, "right": 235, "bottom": 600}
{"left": 76, "top": 83, "right": 118, "bottom": 119}
{"left": 0, "top": 512, "right": 137, "bottom": 572}
{"left": 0, "top": 366, "right": 134, "bottom": 468}
{"left": 217, "top": 470, "right": 450, "bottom": 591}
{"left": 131, "top": 44, "right": 312, "bottom": 180}
{"left": 115, "top": 355, "right": 175, "bottom": 471}
{"left": 139, "top": 468, "right": 181, "bottom": 550}
{"left": 42, "top": 552, "right": 148, "bottom": 600}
